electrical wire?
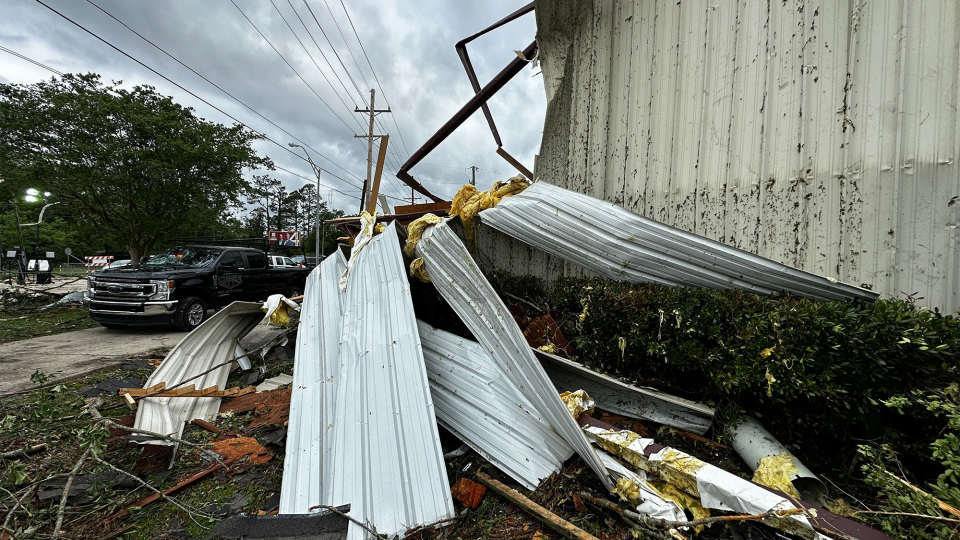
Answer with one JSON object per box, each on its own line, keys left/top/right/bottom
{"left": 34, "top": 0, "right": 365, "bottom": 196}
{"left": 0, "top": 45, "right": 64, "bottom": 76}
{"left": 303, "top": 0, "right": 367, "bottom": 104}
{"left": 230, "top": 0, "right": 359, "bottom": 136}
{"left": 83, "top": 0, "right": 366, "bottom": 187}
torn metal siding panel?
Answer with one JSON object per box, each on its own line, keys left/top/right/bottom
{"left": 534, "top": 0, "right": 960, "bottom": 314}
{"left": 325, "top": 223, "right": 453, "bottom": 539}
{"left": 532, "top": 348, "right": 714, "bottom": 435}
{"left": 280, "top": 250, "right": 347, "bottom": 515}
{"left": 134, "top": 302, "right": 264, "bottom": 442}
{"left": 481, "top": 182, "right": 878, "bottom": 302}
{"left": 419, "top": 321, "right": 574, "bottom": 491}
{"left": 416, "top": 219, "right": 615, "bottom": 491}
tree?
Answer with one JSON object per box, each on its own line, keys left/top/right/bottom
{"left": 0, "top": 74, "right": 272, "bottom": 262}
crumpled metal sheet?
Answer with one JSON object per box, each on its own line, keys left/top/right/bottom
{"left": 534, "top": 348, "right": 715, "bottom": 434}
{"left": 325, "top": 222, "right": 454, "bottom": 539}
{"left": 418, "top": 321, "right": 574, "bottom": 490}
{"left": 480, "top": 182, "right": 879, "bottom": 302}
{"left": 134, "top": 301, "right": 264, "bottom": 443}
{"left": 416, "top": 219, "right": 615, "bottom": 491}
{"left": 280, "top": 250, "right": 347, "bottom": 515}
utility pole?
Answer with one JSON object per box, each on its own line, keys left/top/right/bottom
{"left": 469, "top": 166, "right": 478, "bottom": 186}
{"left": 354, "top": 89, "right": 390, "bottom": 213}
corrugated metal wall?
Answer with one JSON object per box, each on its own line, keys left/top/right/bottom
{"left": 527, "top": 0, "right": 960, "bottom": 313}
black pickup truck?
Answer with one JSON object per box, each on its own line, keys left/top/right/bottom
{"left": 86, "top": 246, "right": 310, "bottom": 331}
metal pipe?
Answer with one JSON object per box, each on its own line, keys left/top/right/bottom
{"left": 396, "top": 39, "right": 538, "bottom": 200}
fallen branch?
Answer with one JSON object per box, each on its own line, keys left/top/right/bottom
{"left": 882, "top": 470, "right": 960, "bottom": 519}
{"left": 308, "top": 504, "right": 381, "bottom": 538}
{"left": 53, "top": 446, "right": 92, "bottom": 536}
{"left": 476, "top": 472, "right": 599, "bottom": 540}
{"left": 1, "top": 485, "right": 39, "bottom": 536}
{"left": 0, "top": 443, "right": 47, "bottom": 460}
{"left": 851, "top": 510, "right": 960, "bottom": 524}
{"left": 96, "top": 456, "right": 217, "bottom": 520}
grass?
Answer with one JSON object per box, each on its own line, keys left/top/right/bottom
{"left": 0, "top": 306, "right": 98, "bottom": 344}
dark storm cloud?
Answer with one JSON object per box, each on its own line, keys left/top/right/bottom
{"left": 0, "top": 0, "right": 544, "bottom": 213}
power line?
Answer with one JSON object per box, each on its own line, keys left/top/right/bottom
{"left": 0, "top": 45, "right": 64, "bottom": 76}
{"left": 285, "top": 0, "right": 359, "bottom": 109}
{"left": 230, "top": 0, "right": 358, "bottom": 135}
{"left": 269, "top": 0, "right": 365, "bottom": 133}
{"left": 303, "top": 0, "right": 366, "bottom": 104}
{"left": 82, "top": 0, "right": 366, "bottom": 187}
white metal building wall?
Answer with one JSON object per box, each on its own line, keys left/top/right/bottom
{"left": 529, "top": 0, "right": 960, "bottom": 313}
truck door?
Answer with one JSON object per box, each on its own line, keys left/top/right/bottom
{"left": 214, "top": 251, "right": 249, "bottom": 302}
{"left": 242, "top": 251, "right": 271, "bottom": 300}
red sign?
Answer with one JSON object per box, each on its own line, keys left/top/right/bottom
{"left": 268, "top": 230, "right": 301, "bottom": 247}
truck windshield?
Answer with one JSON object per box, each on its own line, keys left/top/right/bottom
{"left": 145, "top": 248, "right": 222, "bottom": 267}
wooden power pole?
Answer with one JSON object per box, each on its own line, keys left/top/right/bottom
{"left": 355, "top": 89, "right": 390, "bottom": 213}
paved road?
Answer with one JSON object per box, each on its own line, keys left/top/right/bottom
{"left": 0, "top": 326, "right": 191, "bottom": 394}
{"left": 0, "top": 320, "right": 286, "bottom": 394}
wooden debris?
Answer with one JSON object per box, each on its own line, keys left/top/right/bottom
{"left": 210, "top": 437, "right": 273, "bottom": 465}
{"left": 117, "top": 385, "right": 255, "bottom": 398}
{"left": 451, "top": 477, "right": 486, "bottom": 509}
{"left": 0, "top": 443, "right": 47, "bottom": 460}
{"left": 191, "top": 418, "right": 221, "bottom": 434}
{"left": 475, "top": 472, "right": 599, "bottom": 540}
{"left": 116, "top": 464, "right": 220, "bottom": 517}
{"left": 122, "top": 393, "right": 137, "bottom": 410}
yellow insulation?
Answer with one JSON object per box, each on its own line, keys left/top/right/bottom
{"left": 448, "top": 177, "right": 529, "bottom": 251}
{"left": 403, "top": 213, "right": 446, "bottom": 283}
{"left": 559, "top": 389, "right": 595, "bottom": 420}
{"left": 752, "top": 452, "right": 802, "bottom": 499}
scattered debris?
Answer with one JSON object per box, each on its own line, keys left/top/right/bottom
{"left": 475, "top": 472, "right": 599, "bottom": 540}
{"left": 534, "top": 347, "right": 715, "bottom": 435}
{"left": 451, "top": 478, "right": 486, "bottom": 509}
{"left": 480, "top": 181, "right": 879, "bottom": 301}
{"left": 256, "top": 373, "right": 293, "bottom": 393}
{"left": 730, "top": 416, "right": 825, "bottom": 503}
{"left": 559, "top": 389, "right": 595, "bottom": 420}
{"left": 210, "top": 505, "right": 351, "bottom": 540}
{"left": 210, "top": 437, "right": 272, "bottom": 465}
{"left": 419, "top": 321, "right": 573, "bottom": 490}
{"left": 134, "top": 301, "right": 265, "bottom": 444}
{"left": 75, "top": 377, "right": 142, "bottom": 397}
{"left": 246, "top": 388, "right": 291, "bottom": 428}
{"left": 415, "top": 217, "right": 614, "bottom": 490}
{"left": 116, "top": 464, "right": 221, "bottom": 517}
{"left": 191, "top": 418, "right": 221, "bottom": 434}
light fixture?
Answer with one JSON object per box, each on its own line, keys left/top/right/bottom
{"left": 26, "top": 188, "right": 39, "bottom": 196}
{"left": 43, "top": 192, "right": 50, "bottom": 197}
{"left": 24, "top": 195, "right": 38, "bottom": 202}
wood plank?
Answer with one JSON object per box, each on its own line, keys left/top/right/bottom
{"left": 475, "top": 472, "right": 598, "bottom": 540}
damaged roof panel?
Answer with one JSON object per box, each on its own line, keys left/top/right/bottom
{"left": 533, "top": 348, "right": 715, "bottom": 435}
{"left": 419, "top": 321, "right": 574, "bottom": 491}
{"left": 325, "top": 222, "right": 454, "bottom": 539}
{"left": 480, "top": 182, "right": 879, "bottom": 302}
{"left": 134, "top": 301, "right": 264, "bottom": 442}
{"left": 280, "top": 250, "right": 347, "bottom": 515}
{"left": 416, "top": 219, "right": 615, "bottom": 491}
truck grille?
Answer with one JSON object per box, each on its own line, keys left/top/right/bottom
{"left": 91, "top": 280, "right": 155, "bottom": 300}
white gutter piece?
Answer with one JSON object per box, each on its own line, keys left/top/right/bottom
{"left": 325, "top": 222, "right": 454, "bottom": 540}
{"left": 533, "top": 348, "right": 715, "bottom": 435}
{"left": 134, "top": 301, "right": 264, "bottom": 443}
{"left": 416, "top": 219, "right": 616, "bottom": 491}
{"left": 419, "top": 321, "right": 574, "bottom": 491}
{"left": 480, "top": 182, "right": 879, "bottom": 302}
{"left": 280, "top": 250, "right": 347, "bottom": 514}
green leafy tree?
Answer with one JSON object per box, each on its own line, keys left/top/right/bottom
{"left": 0, "top": 74, "right": 272, "bottom": 262}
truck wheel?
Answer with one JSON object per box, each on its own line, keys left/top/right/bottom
{"left": 286, "top": 284, "right": 302, "bottom": 298}
{"left": 173, "top": 297, "right": 206, "bottom": 331}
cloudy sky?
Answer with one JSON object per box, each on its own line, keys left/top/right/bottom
{"left": 0, "top": 0, "right": 543, "bottom": 214}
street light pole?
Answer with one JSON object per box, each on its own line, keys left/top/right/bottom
{"left": 288, "top": 144, "right": 324, "bottom": 264}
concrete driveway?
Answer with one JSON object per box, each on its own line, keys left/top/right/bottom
{"left": 0, "top": 326, "right": 190, "bottom": 394}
